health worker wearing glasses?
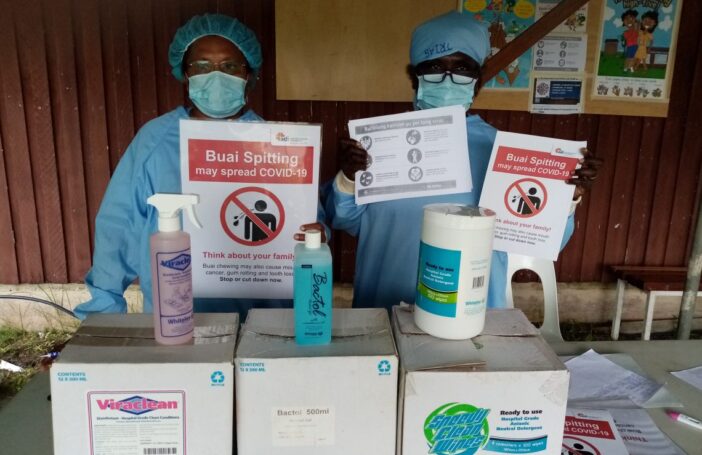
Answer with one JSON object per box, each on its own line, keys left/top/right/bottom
{"left": 76, "top": 14, "right": 326, "bottom": 319}
{"left": 327, "top": 11, "right": 601, "bottom": 312}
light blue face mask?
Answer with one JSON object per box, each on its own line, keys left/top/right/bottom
{"left": 414, "top": 77, "right": 476, "bottom": 111}
{"left": 188, "top": 71, "right": 247, "bottom": 119}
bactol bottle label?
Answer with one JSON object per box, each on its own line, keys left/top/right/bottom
{"left": 300, "top": 266, "right": 330, "bottom": 337}
{"left": 416, "top": 242, "right": 461, "bottom": 317}
{"left": 155, "top": 248, "right": 194, "bottom": 337}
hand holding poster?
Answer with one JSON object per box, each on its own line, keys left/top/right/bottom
{"left": 348, "top": 106, "right": 471, "bottom": 205}
{"left": 180, "top": 120, "right": 321, "bottom": 299}
{"left": 479, "top": 132, "right": 584, "bottom": 260}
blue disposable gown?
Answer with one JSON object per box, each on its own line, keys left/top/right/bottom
{"left": 76, "top": 106, "right": 325, "bottom": 320}
{"left": 326, "top": 115, "right": 575, "bottom": 311}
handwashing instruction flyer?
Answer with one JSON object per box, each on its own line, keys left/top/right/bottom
{"left": 180, "top": 120, "right": 321, "bottom": 299}
{"left": 479, "top": 132, "right": 584, "bottom": 260}
{"left": 348, "top": 105, "right": 471, "bottom": 205}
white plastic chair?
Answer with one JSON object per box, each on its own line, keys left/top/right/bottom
{"left": 505, "top": 253, "right": 564, "bottom": 343}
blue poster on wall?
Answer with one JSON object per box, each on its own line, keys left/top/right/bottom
{"left": 462, "top": 0, "right": 537, "bottom": 90}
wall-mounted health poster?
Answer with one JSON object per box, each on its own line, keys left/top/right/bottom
{"left": 594, "top": 0, "right": 681, "bottom": 101}
{"left": 463, "top": 0, "right": 537, "bottom": 90}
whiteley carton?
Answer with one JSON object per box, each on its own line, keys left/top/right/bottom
{"left": 236, "top": 308, "right": 398, "bottom": 454}
{"left": 51, "top": 313, "right": 238, "bottom": 455}
{"left": 393, "top": 306, "right": 569, "bottom": 455}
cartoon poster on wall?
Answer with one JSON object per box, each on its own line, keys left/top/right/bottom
{"left": 535, "top": 0, "right": 588, "bottom": 34}
{"left": 594, "top": 0, "right": 680, "bottom": 101}
{"left": 180, "top": 120, "right": 321, "bottom": 299}
{"left": 463, "top": 0, "right": 537, "bottom": 89}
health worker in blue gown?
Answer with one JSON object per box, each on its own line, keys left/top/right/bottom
{"left": 326, "top": 11, "right": 601, "bottom": 311}
{"left": 75, "top": 14, "right": 327, "bottom": 320}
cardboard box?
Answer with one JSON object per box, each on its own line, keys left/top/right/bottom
{"left": 51, "top": 313, "right": 238, "bottom": 455}
{"left": 235, "top": 308, "right": 398, "bottom": 454}
{"left": 393, "top": 306, "right": 569, "bottom": 455}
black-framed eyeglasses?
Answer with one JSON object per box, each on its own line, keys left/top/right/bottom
{"left": 420, "top": 71, "right": 476, "bottom": 85}
{"left": 186, "top": 60, "right": 248, "bottom": 77}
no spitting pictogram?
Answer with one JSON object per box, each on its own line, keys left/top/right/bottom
{"left": 561, "top": 436, "right": 601, "bottom": 455}
{"left": 504, "top": 178, "right": 548, "bottom": 218}
{"left": 220, "top": 186, "right": 285, "bottom": 246}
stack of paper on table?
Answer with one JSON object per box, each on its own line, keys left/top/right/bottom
{"left": 563, "top": 350, "right": 685, "bottom": 454}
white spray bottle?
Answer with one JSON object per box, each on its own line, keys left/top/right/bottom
{"left": 147, "top": 193, "right": 202, "bottom": 345}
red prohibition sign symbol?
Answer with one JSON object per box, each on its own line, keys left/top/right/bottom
{"left": 504, "top": 178, "right": 548, "bottom": 218}
{"left": 561, "top": 435, "right": 601, "bottom": 455}
{"left": 220, "top": 186, "right": 286, "bottom": 246}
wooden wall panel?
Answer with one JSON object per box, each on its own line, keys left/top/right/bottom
{"left": 0, "top": 134, "right": 19, "bottom": 284}
{"left": 179, "top": 0, "right": 207, "bottom": 22}
{"left": 275, "top": 0, "right": 455, "bottom": 102}
{"left": 602, "top": 117, "right": 642, "bottom": 275}
{"left": 153, "top": 4, "right": 185, "bottom": 114}
{"left": 240, "top": 0, "right": 265, "bottom": 115}
{"left": 73, "top": 0, "right": 112, "bottom": 252}
{"left": 100, "top": 0, "right": 135, "bottom": 171}
{"left": 664, "top": 0, "right": 701, "bottom": 121}
{"left": 551, "top": 116, "right": 577, "bottom": 278}
{"left": 43, "top": 0, "right": 92, "bottom": 283}
{"left": 558, "top": 115, "right": 600, "bottom": 282}
{"left": 666, "top": 35, "right": 702, "bottom": 263}
{"left": 580, "top": 116, "right": 619, "bottom": 281}
{"left": 0, "top": 0, "right": 43, "bottom": 283}
{"left": 14, "top": 0, "right": 68, "bottom": 283}
{"left": 127, "top": 0, "right": 160, "bottom": 130}
{"left": 260, "top": 0, "right": 283, "bottom": 121}
{"left": 646, "top": 117, "right": 685, "bottom": 265}
{"left": 661, "top": 0, "right": 702, "bottom": 266}
{"left": 624, "top": 118, "right": 663, "bottom": 265}
{"left": 0, "top": 0, "right": 700, "bottom": 291}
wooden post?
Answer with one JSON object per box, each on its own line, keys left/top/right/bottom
{"left": 482, "top": 0, "right": 592, "bottom": 83}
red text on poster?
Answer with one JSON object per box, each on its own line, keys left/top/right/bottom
{"left": 492, "top": 146, "right": 579, "bottom": 180}
{"left": 564, "top": 416, "right": 616, "bottom": 439}
{"left": 189, "top": 139, "right": 313, "bottom": 184}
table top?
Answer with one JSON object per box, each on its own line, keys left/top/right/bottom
{"left": 0, "top": 370, "right": 53, "bottom": 455}
{"left": 1, "top": 340, "right": 701, "bottom": 454}
{"left": 552, "top": 340, "right": 702, "bottom": 455}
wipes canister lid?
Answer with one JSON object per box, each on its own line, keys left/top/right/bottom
{"left": 422, "top": 203, "right": 495, "bottom": 230}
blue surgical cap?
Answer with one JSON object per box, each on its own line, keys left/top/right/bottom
{"left": 410, "top": 11, "right": 490, "bottom": 66}
{"left": 169, "top": 13, "right": 263, "bottom": 81}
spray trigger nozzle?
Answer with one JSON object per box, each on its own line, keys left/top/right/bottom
{"left": 147, "top": 193, "right": 202, "bottom": 232}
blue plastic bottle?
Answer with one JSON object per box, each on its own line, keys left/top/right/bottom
{"left": 294, "top": 229, "right": 332, "bottom": 345}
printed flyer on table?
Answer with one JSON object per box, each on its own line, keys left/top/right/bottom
{"left": 180, "top": 119, "right": 321, "bottom": 299}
